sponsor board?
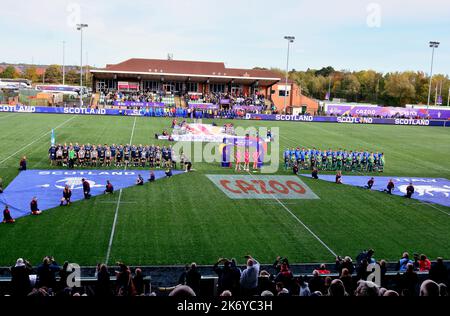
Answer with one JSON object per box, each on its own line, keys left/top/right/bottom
{"left": 206, "top": 175, "right": 320, "bottom": 200}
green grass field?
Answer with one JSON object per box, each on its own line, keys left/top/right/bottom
{"left": 0, "top": 112, "right": 449, "bottom": 267}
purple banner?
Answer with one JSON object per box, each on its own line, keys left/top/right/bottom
{"left": 326, "top": 104, "right": 450, "bottom": 120}
{"left": 188, "top": 103, "right": 219, "bottom": 110}
{"left": 245, "top": 113, "right": 448, "bottom": 127}
{"left": 113, "top": 101, "right": 165, "bottom": 107}
{"left": 233, "top": 106, "right": 263, "bottom": 111}
{"left": 220, "top": 98, "right": 231, "bottom": 105}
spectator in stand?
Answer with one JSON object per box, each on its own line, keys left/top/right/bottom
{"left": 274, "top": 261, "right": 294, "bottom": 292}
{"left": 355, "top": 280, "right": 379, "bottom": 296}
{"left": 419, "top": 280, "right": 440, "bottom": 296}
{"left": 240, "top": 255, "right": 260, "bottom": 296}
{"left": 429, "top": 258, "right": 448, "bottom": 286}
{"left": 115, "top": 263, "right": 136, "bottom": 296}
{"left": 94, "top": 264, "right": 112, "bottom": 296}
{"left": 10, "top": 258, "right": 32, "bottom": 296}
{"left": 335, "top": 256, "right": 355, "bottom": 275}
{"left": 36, "top": 256, "right": 60, "bottom": 289}
{"left": 298, "top": 276, "right": 311, "bottom": 296}
{"left": 328, "top": 279, "right": 347, "bottom": 296}
{"left": 213, "top": 258, "right": 241, "bottom": 296}
{"left": 317, "top": 264, "right": 331, "bottom": 275}
{"left": 185, "top": 263, "right": 202, "bottom": 296}
{"left": 275, "top": 282, "right": 289, "bottom": 296}
{"left": 133, "top": 268, "right": 145, "bottom": 295}
{"left": 340, "top": 268, "right": 354, "bottom": 296}
{"left": 309, "top": 270, "right": 325, "bottom": 294}
{"left": 169, "top": 285, "right": 196, "bottom": 297}
{"left": 398, "top": 263, "right": 419, "bottom": 296}
{"left": 397, "top": 252, "right": 414, "bottom": 272}
{"left": 2, "top": 205, "right": 15, "bottom": 223}
{"left": 418, "top": 254, "right": 431, "bottom": 272}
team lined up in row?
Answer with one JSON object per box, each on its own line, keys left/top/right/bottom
{"left": 48, "top": 143, "right": 192, "bottom": 169}
{"left": 284, "top": 148, "right": 385, "bottom": 172}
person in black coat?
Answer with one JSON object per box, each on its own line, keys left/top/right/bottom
{"left": 10, "top": 258, "right": 33, "bottom": 296}
{"left": 185, "top": 263, "right": 202, "bottom": 295}
{"left": 429, "top": 258, "right": 449, "bottom": 286}
{"left": 96, "top": 264, "right": 112, "bottom": 296}
{"left": 214, "top": 258, "right": 241, "bottom": 295}
{"left": 405, "top": 183, "right": 415, "bottom": 198}
{"left": 312, "top": 168, "right": 319, "bottom": 179}
{"left": 36, "top": 256, "right": 61, "bottom": 289}
{"left": 82, "top": 178, "right": 91, "bottom": 199}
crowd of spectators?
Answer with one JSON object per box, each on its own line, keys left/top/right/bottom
{"left": 3, "top": 250, "right": 448, "bottom": 297}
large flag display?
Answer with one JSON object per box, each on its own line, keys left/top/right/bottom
{"left": 0, "top": 170, "right": 183, "bottom": 220}
{"left": 301, "top": 175, "right": 450, "bottom": 208}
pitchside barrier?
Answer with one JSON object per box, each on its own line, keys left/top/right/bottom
{"left": 0, "top": 105, "right": 449, "bottom": 127}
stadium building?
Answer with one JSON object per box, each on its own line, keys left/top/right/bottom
{"left": 90, "top": 58, "right": 319, "bottom": 113}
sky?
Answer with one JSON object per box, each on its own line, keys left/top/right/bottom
{"left": 0, "top": 0, "right": 449, "bottom": 75}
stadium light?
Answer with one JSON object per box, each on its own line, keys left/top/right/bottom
{"left": 77, "top": 23, "right": 88, "bottom": 107}
{"left": 427, "top": 41, "right": 440, "bottom": 109}
{"left": 283, "top": 36, "right": 295, "bottom": 114}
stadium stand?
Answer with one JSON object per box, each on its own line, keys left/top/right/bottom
{"left": 0, "top": 254, "right": 448, "bottom": 297}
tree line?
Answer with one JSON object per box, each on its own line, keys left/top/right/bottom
{"left": 265, "top": 66, "right": 450, "bottom": 106}
{"left": 0, "top": 65, "right": 92, "bottom": 87}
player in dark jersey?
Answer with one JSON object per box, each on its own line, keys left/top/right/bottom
{"left": 124, "top": 145, "right": 130, "bottom": 167}
{"left": 99, "top": 144, "right": 105, "bottom": 166}
{"left": 49, "top": 145, "right": 56, "bottom": 166}
{"left": 62, "top": 143, "right": 69, "bottom": 166}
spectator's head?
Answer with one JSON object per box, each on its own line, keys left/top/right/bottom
{"left": 420, "top": 254, "right": 427, "bottom": 261}
{"left": 275, "top": 282, "right": 284, "bottom": 293}
{"left": 261, "top": 290, "right": 274, "bottom": 297}
{"left": 190, "top": 263, "right": 197, "bottom": 270}
{"left": 436, "top": 257, "right": 444, "bottom": 265}
{"left": 328, "top": 279, "right": 346, "bottom": 297}
{"left": 383, "top": 290, "right": 399, "bottom": 297}
{"left": 402, "top": 252, "right": 409, "bottom": 259}
{"left": 379, "top": 259, "right": 387, "bottom": 268}
{"left": 169, "top": 285, "right": 196, "bottom": 297}
{"left": 220, "top": 290, "right": 232, "bottom": 297}
{"left": 15, "top": 258, "right": 25, "bottom": 267}
{"left": 406, "top": 263, "right": 415, "bottom": 273}
{"left": 247, "top": 259, "right": 254, "bottom": 267}
{"left": 420, "top": 280, "right": 440, "bottom": 297}
{"left": 355, "top": 281, "right": 379, "bottom": 297}
{"left": 344, "top": 256, "right": 353, "bottom": 263}
{"left": 319, "top": 264, "right": 327, "bottom": 270}
{"left": 312, "top": 270, "right": 319, "bottom": 277}
{"left": 340, "top": 268, "right": 350, "bottom": 278}
{"left": 135, "top": 268, "right": 142, "bottom": 276}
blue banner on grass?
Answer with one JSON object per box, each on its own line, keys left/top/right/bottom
{"left": 0, "top": 170, "right": 183, "bottom": 220}
{"left": 300, "top": 174, "right": 450, "bottom": 208}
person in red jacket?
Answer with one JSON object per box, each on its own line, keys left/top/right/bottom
{"left": 317, "top": 264, "right": 331, "bottom": 275}
{"left": 30, "top": 197, "right": 42, "bottom": 215}
{"left": 2, "top": 205, "right": 15, "bottom": 223}
{"left": 418, "top": 254, "right": 431, "bottom": 272}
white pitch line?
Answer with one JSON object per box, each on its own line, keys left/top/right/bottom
{"left": 420, "top": 201, "right": 450, "bottom": 216}
{"left": 0, "top": 113, "right": 18, "bottom": 120}
{"left": 105, "top": 116, "right": 137, "bottom": 264}
{"left": 245, "top": 171, "right": 337, "bottom": 257}
{"left": 0, "top": 115, "right": 77, "bottom": 165}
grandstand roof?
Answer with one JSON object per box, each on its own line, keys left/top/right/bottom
{"left": 91, "top": 58, "right": 281, "bottom": 85}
